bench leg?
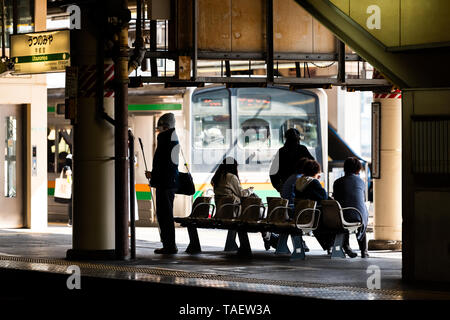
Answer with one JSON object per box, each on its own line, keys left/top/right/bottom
{"left": 275, "top": 233, "right": 291, "bottom": 254}
{"left": 186, "top": 226, "right": 201, "bottom": 254}
{"left": 290, "top": 235, "right": 305, "bottom": 260}
{"left": 331, "top": 233, "right": 346, "bottom": 258}
{"left": 237, "top": 231, "right": 252, "bottom": 256}
{"left": 224, "top": 230, "right": 239, "bottom": 252}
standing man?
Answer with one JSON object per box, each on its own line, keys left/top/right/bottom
{"left": 269, "top": 128, "right": 314, "bottom": 192}
{"left": 63, "top": 154, "right": 73, "bottom": 226}
{"left": 145, "top": 113, "right": 179, "bottom": 254}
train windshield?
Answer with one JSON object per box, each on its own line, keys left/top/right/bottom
{"left": 237, "top": 87, "right": 319, "bottom": 172}
{"left": 191, "top": 89, "right": 233, "bottom": 168}
{"left": 191, "top": 87, "right": 321, "bottom": 174}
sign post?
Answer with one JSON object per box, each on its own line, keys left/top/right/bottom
{"left": 10, "top": 30, "right": 70, "bottom": 74}
{"left": 371, "top": 102, "right": 381, "bottom": 179}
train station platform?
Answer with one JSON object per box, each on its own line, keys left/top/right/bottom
{"left": 0, "top": 225, "right": 449, "bottom": 314}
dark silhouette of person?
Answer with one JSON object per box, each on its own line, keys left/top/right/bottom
{"left": 333, "top": 157, "right": 370, "bottom": 258}
{"left": 145, "top": 113, "right": 179, "bottom": 254}
{"left": 63, "top": 154, "right": 73, "bottom": 226}
{"left": 269, "top": 128, "right": 314, "bottom": 193}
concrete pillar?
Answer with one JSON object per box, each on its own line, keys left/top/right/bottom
{"left": 67, "top": 3, "right": 116, "bottom": 259}
{"left": 368, "top": 94, "right": 402, "bottom": 250}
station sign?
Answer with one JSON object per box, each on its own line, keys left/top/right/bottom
{"left": 10, "top": 30, "right": 70, "bottom": 74}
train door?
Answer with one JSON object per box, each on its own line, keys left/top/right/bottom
{"left": 0, "top": 105, "right": 25, "bottom": 228}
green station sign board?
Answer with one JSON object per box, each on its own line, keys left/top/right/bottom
{"left": 10, "top": 30, "right": 70, "bottom": 74}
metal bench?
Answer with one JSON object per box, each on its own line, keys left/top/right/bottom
{"left": 320, "top": 200, "right": 363, "bottom": 259}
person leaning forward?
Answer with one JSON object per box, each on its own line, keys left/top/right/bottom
{"left": 145, "top": 113, "right": 180, "bottom": 254}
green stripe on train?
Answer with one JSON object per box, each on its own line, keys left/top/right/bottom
{"left": 136, "top": 191, "right": 152, "bottom": 201}
{"left": 128, "top": 104, "right": 182, "bottom": 111}
{"left": 48, "top": 106, "right": 55, "bottom": 113}
{"left": 49, "top": 188, "right": 151, "bottom": 200}
{"left": 48, "top": 189, "right": 274, "bottom": 202}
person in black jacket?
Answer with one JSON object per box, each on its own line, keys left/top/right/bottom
{"left": 295, "top": 160, "right": 334, "bottom": 253}
{"left": 145, "top": 113, "right": 180, "bottom": 254}
{"left": 333, "top": 157, "right": 370, "bottom": 258}
{"left": 269, "top": 128, "right": 314, "bottom": 192}
{"left": 63, "top": 154, "right": 73, "bottom": 226}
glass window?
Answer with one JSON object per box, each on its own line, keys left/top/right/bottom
{"left": 192, "top": 89, "right": 231, "bottom": 149}
{"left": 0, "top": 0, "right": 35, "bottom": 48}
{"left": 237, "top": 87, "right": 320, "bottom": 169}
{"left": 4, "top": 116, "right": 16, "bottom": 198}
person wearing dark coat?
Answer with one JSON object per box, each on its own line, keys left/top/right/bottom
{"left": 145, "top": 113, "right": 180, "bottom": 254}
{"left": 294, "top": 160, "right": 334, "bottom": 253}
{"left": 333, "top": 157, "right": 370, "bottom": 258}
{"left": 269, "top": 128, "right": 314, "bottom": 193}
{"left": 63, "top": 154, "right": 73, "bottom": 226}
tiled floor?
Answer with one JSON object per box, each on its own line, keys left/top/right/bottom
{"left": 0, "top": 226, "right": 449, "bottom": 301}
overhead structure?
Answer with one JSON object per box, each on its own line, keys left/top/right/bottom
{"left": 128, "top": 0, "right": 391, "bottom": 90}
{"left": 294, "top": 0, "right": 450, "bottom": 283}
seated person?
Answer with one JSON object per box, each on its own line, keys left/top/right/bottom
{"left": 295, "top": 160, "right": 333, "bottom": 253}
{"left": 333, "top": 157, "right": 370, "bottom": 258}
{"left": 273, "top": 157, "right": 310, "bottom": 251}
{"left": 212, "top": 157, "right": 276, "bottom": 251}
{"left": 281, "top": 157, "right": 309, "bottom": 207}
{"left": 295, "top": 160, "right": 328, "bottom": 201}
{"left": 211, "top": 157, "right": 253, "bottom": 204}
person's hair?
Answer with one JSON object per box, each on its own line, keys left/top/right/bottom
{"left": 302, "top": 160, "right": 321, "bottom": 177}
{"left": 295, "top": 157, "right": 309, "bottom": 174}
{"left": 344, "top": 157, "right": 362, "bottom": 175}
{"left": 284, "top": 128, "right": 300, "bottom": 146}
{"left": 211, "top": 157, "right": 239, "bottom": 187}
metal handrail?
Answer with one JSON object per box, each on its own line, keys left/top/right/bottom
{"left": 213, "top": 203, "right": 241, "bottom": 219}
{"left": 295, "top": 208, "right": 321, "bottom": 230}
{"left": 239, "top": 204, "right": 267, "bottom": 221}
{"left": 341, "top": 206, "right": 364, "bottom": 227}
{"left": 191, "top": 202, "right": 216, "bottom": 218}
{"left": 266, "top": 206, "right": 292, "bottom": 222}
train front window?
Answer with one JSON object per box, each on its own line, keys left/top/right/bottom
{"left": 192, "top": 89, "right": 231, "bottom": 149}
{"left": 237, "top": 87, "right": 320, "bottom": 168}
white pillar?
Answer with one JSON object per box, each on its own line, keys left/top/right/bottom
{"left": 369, "top": 93, "right": 402, "bottom": 250}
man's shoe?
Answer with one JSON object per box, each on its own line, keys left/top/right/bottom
{"left": 361, "top": 251, "right": 370, "bottom": 258}
{"left": 154, "top": 247, "right": 178, "bottom": 254}
{"left": 344, "top": 247, "right": 357, "bottom": 258}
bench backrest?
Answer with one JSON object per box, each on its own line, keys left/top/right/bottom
{"left": 190, "top": 196, "right": 213, "bottom": 218}
{"left": 214, "top": 196, "right": 240, "bottom": 220}
{"left": 266, "top": 197, "right": 289, "bottom": 223}
{"left": 294, "top": 199, "right": 317, "bottom": 227}
{"left": 321, "top": 200, "right": 344, "bottom": 230}
{"left": 239, "top": 197, "right": 264, "bottom": 222}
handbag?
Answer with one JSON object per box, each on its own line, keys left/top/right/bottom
{"left": 175, "top": 146, "right": 195, "bottom": 196}
{"left": 54, "top": 168, "right": 72, "bottom": 203}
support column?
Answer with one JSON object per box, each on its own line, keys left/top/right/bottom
{"left": 67, "top": 2, "right": 116, "bottom": 260}
{"left": 368, "top": 93, "right": 402, "bottom": 250}
{"left": 114, "top": 0, "right": 130, "bottom": 260}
